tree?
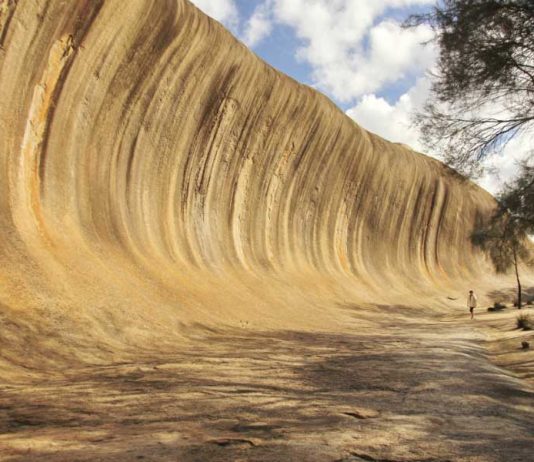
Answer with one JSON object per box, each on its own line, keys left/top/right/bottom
{"left": 472, "top": 169, "right": 533, "bottom": 307}
{"left": 498, "top": 159, "right": 534, "bottom": 229}
{"left": 406, "top": 0, "right": 534, "bottom": 176}
{"left": 408, "top": 2, "right": 534, "bottom": 296}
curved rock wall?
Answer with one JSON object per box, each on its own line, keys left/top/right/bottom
{"left": 0, "top": 0, "right": 495, "bottom": 361}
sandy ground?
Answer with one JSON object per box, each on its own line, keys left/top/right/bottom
{"left": 1, "top": 305, "right": 533, "bottom": 462}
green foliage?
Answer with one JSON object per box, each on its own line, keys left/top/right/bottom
{"left": 407, "top": 2, "right": 534, "bottom": 233}
{"left": 471, "top": 212, "right": 529, "bottom": 273}
{"left": 406, "top": 1, "right": 534, "bottom": 175}
{"left": 498, "top": 160, "right": 534, "bottom": 231}
{"left": 471, "top": 192, "right": 532, "bottom": 308}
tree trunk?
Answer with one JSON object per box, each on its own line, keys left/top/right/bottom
{"left": 513, "top": 246, "right": 522, "bottom": 309}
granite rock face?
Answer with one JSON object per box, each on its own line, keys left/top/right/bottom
{"left": 0, "top": 0, "right": 495, "bottom": 365}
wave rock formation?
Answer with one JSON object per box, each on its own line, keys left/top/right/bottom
{"left": 0, "top": 0, "right": 495, "bottom": 370}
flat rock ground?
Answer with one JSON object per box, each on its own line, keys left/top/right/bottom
{"left": 1, "top": 306, "right": 533, "bottom": 462}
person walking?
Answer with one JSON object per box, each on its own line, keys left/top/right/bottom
{"left": 467, "top": 290, "right": 477, "bottom": 319}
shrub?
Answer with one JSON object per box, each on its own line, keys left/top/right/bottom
{"left": 488, "top": 302, "right": 506, "bottom": 312}
{"left": 516, "top": 313, "right": 533, "bottom": 330}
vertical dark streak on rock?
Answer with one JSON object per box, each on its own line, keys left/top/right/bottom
{"left": 120, "top": 0, "right": 177, "bottom": 114}
{"left": 422, "top": 183, "right": 438, "bottom": 273}
{"left": 408, "top": 182, "right": 426, "bottom": 262}
{"left": 434, "top": 184, "right": 450, "bottom": 269}
{"left": 125, "top": 132, "right": 140, "bottom": 193}
{"left": 0, "top": 0, "right": 18, "bottom": 48}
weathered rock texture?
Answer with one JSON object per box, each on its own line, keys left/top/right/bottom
{"left": 0, "top": 0, "right": 496, "bottom": 369}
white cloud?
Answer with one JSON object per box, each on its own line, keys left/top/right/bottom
{"left": 190, "top": 0, "right": 239, "bottom": 29}
{"left": 346, "top": 77, "right": 430, "bottom": 151}
{"left": 271, "top": 0, "right": 436, "bottom": 101}
{"left": 243, "top": 2, "right": 273, "bottom": 47}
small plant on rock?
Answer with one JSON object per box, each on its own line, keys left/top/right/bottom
{"left": 488, "top": 302, "right": 506, "bottom": 312}
{"left": 516, "top": 313, "right": 533, "bottom": 331}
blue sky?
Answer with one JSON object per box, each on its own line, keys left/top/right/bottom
{"left": 189, "top": 0, "right": 528, "bottom": 193}
{"left": 249, "top": 2, "right": 432, "bottom": 109}
{"left": 249, "top": 22, "right": 315, "bottom": 90}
